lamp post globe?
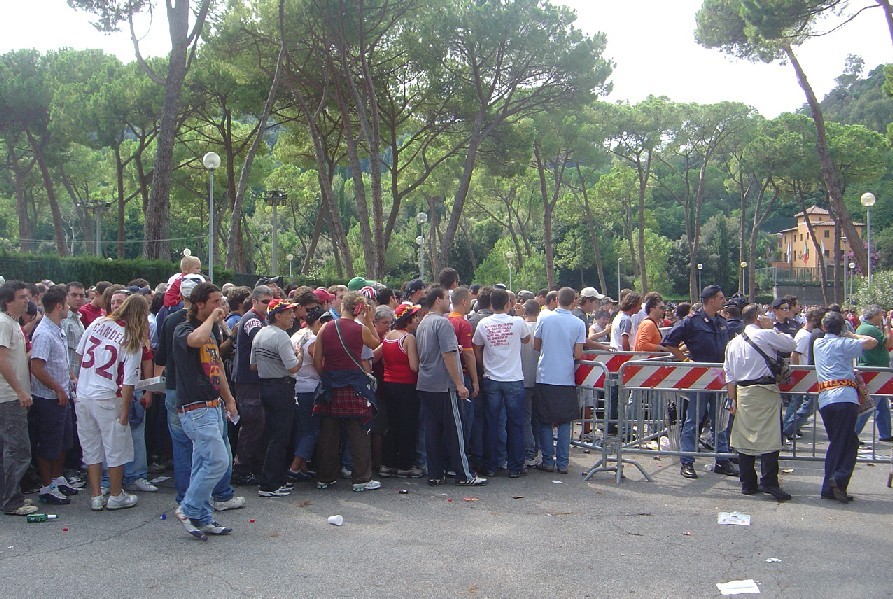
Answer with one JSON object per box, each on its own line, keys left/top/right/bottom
{"left": 202, "top": 152, "right": 221, "bottom": 282}
{"left": 861, "top": 192, "right": 876, "bottom": 288}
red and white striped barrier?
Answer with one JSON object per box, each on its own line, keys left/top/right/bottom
{"left": 575, "top": 351, "right": 668, "bottom": 388}
{"left": 620, "top": 361, "right": 726, "bottom": 391}
{"left": 615, "top": 362, "right": 893, "bottom": 396}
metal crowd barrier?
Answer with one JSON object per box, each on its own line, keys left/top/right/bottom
{"left": 604, "top": 361, "right": 893, "bottom": 484}
{"left": 573, "top": 351, "right": 670, "bottom": 484}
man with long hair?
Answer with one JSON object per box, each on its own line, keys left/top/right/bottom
{"left": 172, "top": 283, "right": 239, "bottom": 540}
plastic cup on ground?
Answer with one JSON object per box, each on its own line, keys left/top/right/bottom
{"left": 327, "top": 515, "right": 344, "bottom": 526}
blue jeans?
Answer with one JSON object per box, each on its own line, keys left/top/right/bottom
{"left": 166, "top": 390, "right": 234, "bottom": 504}
{"left": 293, "top": 391, "right": 320, "bottom": 461}
{"left": 855, "top": 396, "right": 892, "bottom": 439}
{"left": 537, "top": 421, "right": 571, "bottom": 470}
{"left": 482, "top": 379, "right": 525, "bottom": 473}
{"left": 123, "top": 418, "right": 147, "bottom": 484}
{"left": 179, "top": 405, "right": 230, "bottom": 525}
{"left": 523, "top": 387, "right": 537, "bottom": 460}
{"left": 680, "top": 392, "right": 730, "bottom": 465}
{"left": 782, "top": 394, "right": 815, "bottom": 438}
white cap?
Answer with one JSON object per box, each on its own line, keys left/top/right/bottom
{"left": 580, "top": 287, "right": 605, "bottom": 300}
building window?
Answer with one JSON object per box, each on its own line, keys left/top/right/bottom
{"left": 800, "top": 234, "right": 803, "bottom": 241}
{"left": 823, "top": 229, "right": 830, "bottom": 238}
{"left": 824, "top": 250, "right": 829, "bottom": 258}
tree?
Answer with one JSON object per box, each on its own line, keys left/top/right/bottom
{"left": 410, "top": 0, "right": 612, "bottom": 272}
{"left": 69, "top": 0, "right": 213, "bottom": 260}
{"left": 0, "top": 50, "right": 67, "bottom": 255}
{"left": 695, "top": 0, "right": 869, "bottom": 276}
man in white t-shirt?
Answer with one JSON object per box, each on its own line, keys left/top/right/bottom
{"left": 472, "top": 288, "right": 530, "bottom": 477}
{"left": 610, "top": 292, "right": 642, "bottom": 352}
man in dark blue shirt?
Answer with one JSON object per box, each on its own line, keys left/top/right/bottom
{"left": 663, "top": 285, "right": 738, "bottom": 479}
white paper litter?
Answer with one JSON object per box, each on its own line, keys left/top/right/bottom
{"left": 765, "top": 558, "right": 781, "bottom": 563}
{"left": 716, "top": 579, "right": 760, "bottom": 595}
{"left": 551, "top": 480, "right": 563, "bottom": 484}
{"left": 717, "top": 512, "right": 751, "bottom": 526}
{"left": 149, "top": 476, "right": 170, "bottom": 484}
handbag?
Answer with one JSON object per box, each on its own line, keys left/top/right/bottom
{"left": 740, "top": 331, "right": 791, "bottom": 385}
{"left": 333, "top": 319, "right": 378, "bottom": 392}
{"left": 854, "top": 370, "right": 877, "bottom": 415}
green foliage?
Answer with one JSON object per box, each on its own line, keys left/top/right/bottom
{"left": 853, "top": 271, "right": 893, "bottom": 310}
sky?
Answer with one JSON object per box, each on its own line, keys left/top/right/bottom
{"left": 0, "top": 0, "right": 890, "bottom": 117}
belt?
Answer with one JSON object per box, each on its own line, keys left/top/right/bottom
{"left": 816, "top": 379, "right": 858, "bottom": 393}
{"left": 737, "top": 376, "right": 776, "bottom": 387}
{"left": 178, "top": 399, "right": 221, "bottom": 414}
{"left": 263, "top": 377, "right": 295, "bottom": 384}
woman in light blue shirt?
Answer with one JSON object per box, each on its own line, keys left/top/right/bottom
{"left": 812, "top": 311, "right": 877, "bottom": 503}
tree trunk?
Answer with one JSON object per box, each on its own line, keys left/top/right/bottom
{"left": 25, "top": 130, "right": 66, "bottom": 256}
{"left": 783, "top": 44, "right": 866, "bottom": 275}
{"left": 228, "top": 42, "right": 284, "bottom": 273}
{"left": 636, "top": 153, "right": 651, "bottom": 293}
{"left": 877, "top": 0, "right": 893, "bottom": 47}
{"left": 114, "top": 145, "right": 126, "bottom": 258}
{"left": 438, "top": 113, "right": 484, "bottom": 269}
{"left": 6, "top": 138, "right": 33, "bottom": 253}
{"left": 142, "top": 0, "right": 210, "bottom": 260}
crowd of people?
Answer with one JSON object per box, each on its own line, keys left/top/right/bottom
{"left": 0, "top": 259, "right": 887, "bottom": 537}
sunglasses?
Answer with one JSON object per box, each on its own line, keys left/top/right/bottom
{"left": 258, "top": 298, "right": 272, "bottom": 304}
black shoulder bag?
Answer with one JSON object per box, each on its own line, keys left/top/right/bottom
{"left": 740, "top": 331, "right": 791, "bottom": 385}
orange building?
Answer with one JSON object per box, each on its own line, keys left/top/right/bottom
{"left": 773, "top": 206, "right": 864, "bottom": 279}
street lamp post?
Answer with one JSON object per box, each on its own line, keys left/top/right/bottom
{"left": 265, "top": 190, "right": 288, "bottom": 276}
{"left": 505, "top": 250, "right": 515, "bottom": 291}
{"left": 202, "top": 152, "right": 221, "bottom": 282}
{"left": 417, "top": 212, "right": 428, "bottom": 280}
{"left": 740, "top": 261, "right": 748, "bottom": 297}
{"left": 617, "top": 257, "right": 622, "bottom": 299}
{"left": 861, "top": 192, "right": 876, "bottom": 288}
{"left": 849, "top": 262, "right": 856, "bottom": 301}
{"left": 286, "top": 253, "right": 294, "bottom": 278}
{"left": 697, "top": 263, "right": 703, "bottom": 295}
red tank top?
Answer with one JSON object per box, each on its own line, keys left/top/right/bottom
{"left": 382, "top": 334, "right": 417, "bottom": 384}
{"left": 320, "top": 318, "right": 365, "bottom": 372}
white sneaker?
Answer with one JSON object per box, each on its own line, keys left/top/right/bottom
{"left": 124, "top": 478, "right": 158, "bottom": 492}
{"left": 90, "top": 495, "right": 106, "bottom": 511}
{"left": 352, "top": 480, "right": 382, "bottom": 492}
{"left": 212, "top": 496, "right": 246, "bottom": 511}
{"left": 106, "top": 491, "right": 138, "bottom": 510}
{"left": 340, "top": 467, "right": 352, "bottom": 479}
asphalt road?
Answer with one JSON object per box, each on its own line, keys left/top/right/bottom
{"left": 1, "top": 444, "right": 891, "bottom": 598}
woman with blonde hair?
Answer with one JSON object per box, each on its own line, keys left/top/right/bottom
{"left": 76, "top": 294, "right": 150, "bottom": 511}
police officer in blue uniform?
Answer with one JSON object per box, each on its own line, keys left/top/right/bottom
{"left": 662, "top": 285, "right": 739, "bottom": 479}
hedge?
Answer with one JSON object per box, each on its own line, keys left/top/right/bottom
{"left": 0, "top": 253, "right": 332, "bottom": 290}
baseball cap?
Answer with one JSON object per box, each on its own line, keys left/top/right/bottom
{"left": 313, "top": 288, "right": 335, "bottom": 303}
{"left": 347, "top": 276, "right": 368, "bottom": 291}
{"left": 267, "top": 298, "right": 298, "bottom": 318}
{"left": 360, "top": 285, "right": 377, "bottom": 302}
{"left": 517, "top": 290, "right": 535, "bottom": 301}
{"left": 580, "top": 287, "right": 605, "bottom": 300}
{"left": 180, "top": 274, "right": 206, "bottom": 300}
{"left": 771, "top": 297, "right": 789, "bottom": 309}
{"left": 394, "top": 303, "right": 422, "bottom": 322}
{"left": 405, "top": 279, "right": 425, "bottom": 294}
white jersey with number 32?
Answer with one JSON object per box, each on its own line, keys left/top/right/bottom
{"left": 76, "top": 318, "right": 141, "bottom": 401}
